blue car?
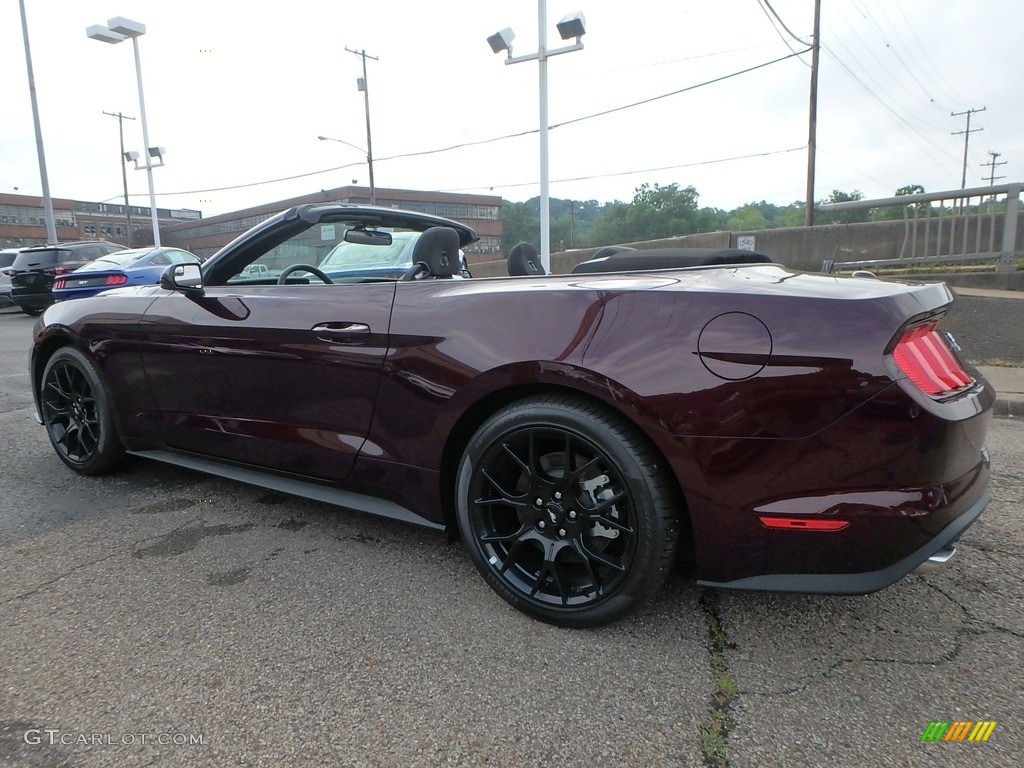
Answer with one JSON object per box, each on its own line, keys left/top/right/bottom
{"left": 53, "top": 247, "right": 201, "bottom": 301}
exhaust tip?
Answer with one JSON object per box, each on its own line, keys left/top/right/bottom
{"left": 913, "top": 545, "right": 956, "bottom": 575}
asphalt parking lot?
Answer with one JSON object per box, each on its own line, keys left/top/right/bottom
{"left": 0, "top": 307, "right": 1021, "bottom": 768}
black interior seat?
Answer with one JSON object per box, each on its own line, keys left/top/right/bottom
{"left": 400, "top": 227, "right": 461, "bottom": 280}
{"left": 507, "top": 242, "right": 545, "bottom": 276}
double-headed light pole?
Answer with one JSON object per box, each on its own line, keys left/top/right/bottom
{"left": 87, "top": 17, "right": 164, "bottom": 247}
{"left": 489, "top": 2, "right": 586, "bottom": 274}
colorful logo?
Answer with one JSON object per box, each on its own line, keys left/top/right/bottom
{"left": 920, "top": 721, "right": 997, "bottom": 742}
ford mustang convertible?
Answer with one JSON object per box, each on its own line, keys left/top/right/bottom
{"left": 30, "top": 204, "right": 993, "bottom": 627}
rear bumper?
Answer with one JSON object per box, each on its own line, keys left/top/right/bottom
{"left": 696, "top": 491, "right": 988, "bottom": 594}
{"left": 11, "top": 290, "right": 54, "bottom": 311}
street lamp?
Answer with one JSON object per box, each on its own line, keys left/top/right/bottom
{"left": 317, "top": 136, "right": 374, "bottom": 203}
{"left": 87, "top": 17, "right": 163, "bottom": 247}
{"left": 489, "top": 3, "right": 586, "bottom": 273}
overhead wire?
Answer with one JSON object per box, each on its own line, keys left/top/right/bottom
{"left": 149, "top": 49, "right": 812, "bottom": 199}
{"left": 441, "top": 146, "right": 807, "bottom": 193}
{"left": 754, "top": 0, "right": 811, "bottom": 67}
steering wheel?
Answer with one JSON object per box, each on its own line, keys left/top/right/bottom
{"left": 276, "top": 264, "right": 335, "bottom": 285}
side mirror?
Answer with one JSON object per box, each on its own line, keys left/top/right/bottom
{"left": 160, "top": 262, "right": 204, "bottom": 294}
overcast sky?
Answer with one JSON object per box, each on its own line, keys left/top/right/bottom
{"left": 3, "top": 0, "right": 1022, "bottom": 217}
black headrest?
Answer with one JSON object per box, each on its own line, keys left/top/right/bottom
{"left": 507, "top": 242, "right": 545, "bottom": 276}
{"left": 410, "top": 226, "right": 460, "bottom": 278}
{"left": 570, "top": 248, "right": 773, "bottom": 274}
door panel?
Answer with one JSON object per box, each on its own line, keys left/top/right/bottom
{"left": 137, "top": 283, "right": 394, "bottom": 481}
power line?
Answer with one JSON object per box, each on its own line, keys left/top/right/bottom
{"left": 760, "top": 0, "right": 813, "bottom": 46}
{"left": 755, "top": 0, "right": 811, "bottom": 66}
{"left": 822, "top": 45, "right": 959, "bottom": 172}
{"left": 145, "top": 50, "right": 812, "bottom": 200}
{"left": 442, "top": 146, "right": 807, "bottom": 193}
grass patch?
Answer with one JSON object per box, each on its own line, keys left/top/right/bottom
{"left": 699, "top": 592, "right": 737, "bottom": 768}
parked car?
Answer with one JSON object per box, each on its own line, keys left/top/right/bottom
{"left": 9, "top": 241, "right": 124, "bottom": 315}
{"left": 0, "top": 248, "right": 20, "bottom": 308}
{"left": 29, "top": 204, "right": 994, "bottom": 627}
{"left": 53, "top": 247, "right": 201, "bottom": 302}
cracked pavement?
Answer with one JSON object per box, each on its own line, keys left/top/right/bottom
{"left": 1, "top": 310, "right": 1021, "bottom": 767}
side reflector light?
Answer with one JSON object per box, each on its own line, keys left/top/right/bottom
{"left": 104, "top": 274, "right": 128, "bottom": 286}
{"left": 892, "top": 320, "right": 973, "bottom": 397}
{"left": 759, "top": 516, "right": 850, "bottom": 532}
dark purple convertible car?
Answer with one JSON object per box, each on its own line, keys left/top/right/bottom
{"left": 30, "top": 205, "right": 993, "bottom": 627}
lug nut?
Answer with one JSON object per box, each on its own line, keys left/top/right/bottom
{"left": 535, "top": 497, "right": 543, "bottom": 507}
{"left": 558, "top": 528, "right": 567, "bottom": 537}
{"left": 567, "top": 510, "right": 577, "bottom": 520}
{"left": 538, "top": 521, "right": 546, "bottom": 529}
{"left": 554, "top": 491, "right": 562, "bottom": 500}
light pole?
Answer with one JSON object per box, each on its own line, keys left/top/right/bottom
{"left": 317, "top": 135, "right": 374, "bottom": 202}
{"left": 17, "top": 0, "right": 57, "bottom": 244}
{"left": 489, "top": 3, "right": 586, "bottom": 273}
{"left": 87, "top": 17, "right": 163, "bottom": 247}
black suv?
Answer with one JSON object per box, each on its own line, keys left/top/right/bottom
{"left": 10, "top": 241, "right": 125, "bottom": 315}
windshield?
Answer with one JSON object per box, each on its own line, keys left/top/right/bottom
{"left": 318, "top": 232, "right": 419, "bottom": 271}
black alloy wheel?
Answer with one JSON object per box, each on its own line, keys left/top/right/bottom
{"left": 457, "top": 395, "right": 680, "bottom": 628}
{"left": 40, "top": 347, "right": 127, "bottom": 475}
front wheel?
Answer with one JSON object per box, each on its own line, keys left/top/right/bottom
{"left": 21, "top": 306, "right": 43, "bottom": 316}
{"left": 456, "top": 395, "right": 680, "bottom": 628}
{"left": 40, "top": 347, "right": 128, "bottom": 475}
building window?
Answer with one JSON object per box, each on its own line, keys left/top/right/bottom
{"left": 84, "top": 224, "right": 96, "bottom": 237}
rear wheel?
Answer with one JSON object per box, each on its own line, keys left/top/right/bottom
{"left": 456, "top": 395, "right": 680, "bottom": 627}
{"left": 40, "top": 347, "right": 127, "bottom": 475}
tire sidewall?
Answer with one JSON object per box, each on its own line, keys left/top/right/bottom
{"left": 456, "top": 398, "right": 671, "bottom": 628}
{"left": 41, "top": 346, "right": 125, "bottom": 475}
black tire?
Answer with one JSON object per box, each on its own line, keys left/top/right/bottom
{"left": 21, "top": 307, "right": 43, "bottom": 317}
{"left": 456, "top": 395, "right": 680, "bottom": 628}
{"left": 40, "top": 347, "right": 128, "bottom": 475}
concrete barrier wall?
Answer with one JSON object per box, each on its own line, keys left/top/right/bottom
{"left": 470, "top": 212, "right": 1023, "bottom": 278}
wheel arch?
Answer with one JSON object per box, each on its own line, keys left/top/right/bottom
{"left": 31, "top": 329, "right": 80, "bottom": 417}
{"left": 438, "top": 379, "right": 694, "bottom": 560}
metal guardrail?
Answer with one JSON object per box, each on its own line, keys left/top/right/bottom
{"left": 818, "top": 182, "right": 1020, "bottom": 272}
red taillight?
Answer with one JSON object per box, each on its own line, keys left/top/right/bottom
{"left": 758, "top": 516, "right": 850, "bottom": 531}
{"left": 892, "top": 320, "right": 973, "bottom": 397}
{"left": 104, "top": 274, "right": 128, "bottom": 286}
{"left": 53, "top": 278, "right": 66, "bottom": 289}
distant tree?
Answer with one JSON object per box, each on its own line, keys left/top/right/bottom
{"left": 727, "top": 204, "right": 769, "bottom": 231}
{"left": 586, "top": 201, "right": 632, "bottom": 247}
{"left": 871, "top": 184, "right": 928, "bottom": 221}
{"left": 500, "top": 201, "right": 538, "bottom": 250}
{"left": 822, "top": 189, "right": 869, "bottom": 224}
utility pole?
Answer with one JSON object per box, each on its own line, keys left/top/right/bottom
{"left": 951, "top": 107, "right": 985, "bottom": 189}
{"left": 345, "top": 46, "right": 377, "bottom": 204}
{"left": 804, "top": 0, "right": 821, "bottom": 227}
{"left": 104, "top": 110, "right": 136, "bottom": 246}
{"left": 981, "top": 151, "right": 1006, "bottom": 186}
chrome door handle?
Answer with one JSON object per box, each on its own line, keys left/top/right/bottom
{"left": 311, "top": 322, "right": 371, "bottom": 341}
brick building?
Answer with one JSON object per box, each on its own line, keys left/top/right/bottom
{"left": 0, "top": 192, "right": 200, "bottom": 249}
{"left": 161, "top": 186, "right": 503, "bottom": 265}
